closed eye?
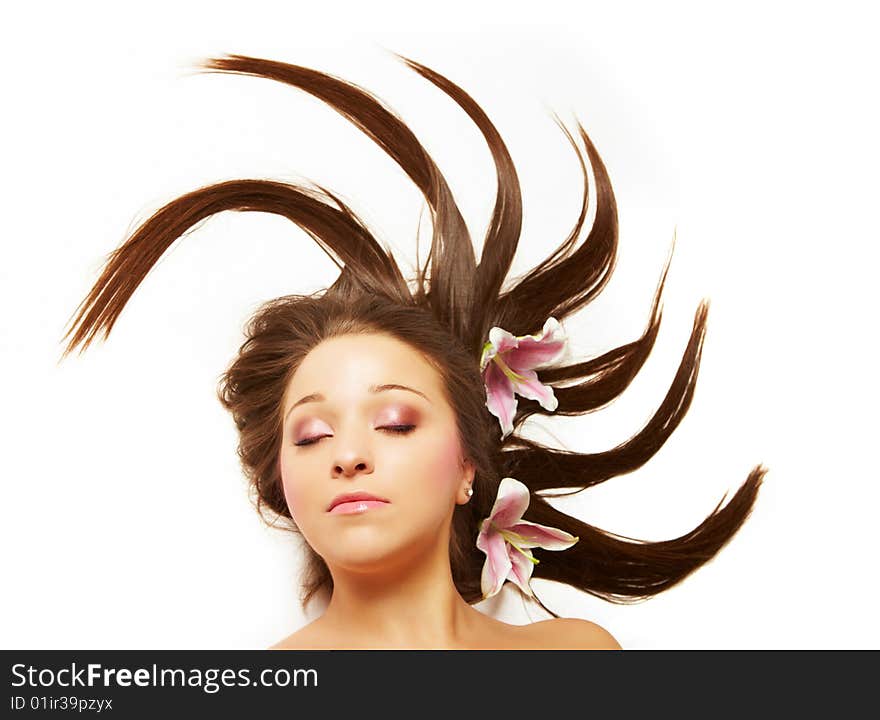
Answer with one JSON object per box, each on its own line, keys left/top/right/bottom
{"left": 383, "top": 424, "right": 416, "bottom": 435}
{"left": 294, "top": 424, "right": 416, "bottom": 448}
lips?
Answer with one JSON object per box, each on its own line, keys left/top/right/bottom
{"left": 327, "top": 491, "right": 390, "bottom": 512}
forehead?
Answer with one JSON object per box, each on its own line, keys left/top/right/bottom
{"left": 285, "top": 333, "right": 443, "bottom": 406}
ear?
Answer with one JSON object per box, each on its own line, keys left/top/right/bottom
{"left": 458, "top": 457, "right": 476, "bottom": 504}
{"left": 460, "top": 456, "right": 476, "bottom": 484}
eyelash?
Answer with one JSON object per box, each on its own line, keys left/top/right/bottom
{"left": 294, "top": 424, "right": 416, "bottom": 448}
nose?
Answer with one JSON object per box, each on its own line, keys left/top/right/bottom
{"left": 332, "top": 436, "right": 374, "bottom": 478}
{"left": 334, "top": 455, "right": 373, "bottom": 477}
{"left": 333, "top": 426, "right": 373, "bottom": 477}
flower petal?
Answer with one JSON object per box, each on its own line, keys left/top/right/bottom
{"left": 488, "top": 326, "right": 520, "bottom": 356}
{"left": 479, "top": 340, "right": 495, "bottom": 372}
{"left": 506, "top": 546, "right": 536, "bottom": 597}
{"left": 507, "top": 366, "right": 558, "bottom": 412}
{"left": 504, "top": 317, "right": 568, "bottom": 371}
{"left": 505, "top": 519, "right": 580, "bottom": 550}
{"left": 483, "top": 361, "right": 517, "bottom": 438}
{"left": 488, "top": 477, "right": 531, "bottom": 528}
{"left": 475, "top": 519, "right": 490, "bottom": 554}
{"left": 478, "top": 527, "right": 512, "bottom": 599}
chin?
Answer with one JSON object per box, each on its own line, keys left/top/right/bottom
{"left": 320, "top": 538, "right": 402, "bottom": 570}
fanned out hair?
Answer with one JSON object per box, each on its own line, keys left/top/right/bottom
{"left": 59, "top": 51, "right": 767, "bottom": 617}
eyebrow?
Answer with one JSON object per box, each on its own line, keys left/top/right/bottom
{"left": 284, "top": 383, "right": 432, "bottom": 424}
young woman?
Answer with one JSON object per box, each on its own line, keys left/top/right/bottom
{"left": 59, "top": 51, "right": 766, "bottom": 650}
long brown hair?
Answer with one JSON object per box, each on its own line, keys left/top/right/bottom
{"left": 58, "top": 51, "right": 767, "bottom": 617}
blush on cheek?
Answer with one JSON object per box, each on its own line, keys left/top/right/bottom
{"left": 436, "top": 432, "right": 465, "bottom": 489}
{"left": 279, "top": 466, "right": 302, "bottom": 523}
{"left": 287, "top": 490, "right": 303, "bottom": 524}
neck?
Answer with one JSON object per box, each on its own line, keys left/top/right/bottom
{"left": 318, "top": 526, "right": 482, "bottom": 648}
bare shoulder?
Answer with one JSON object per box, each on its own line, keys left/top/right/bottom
{"left": 267, "top": 621, "right": 329, "bottom": 650}
{"left": 268, "top": 615, "right": 620, "bottom": 650}
{"left": 524, "top": 618, "right": 622, "bottom": 650}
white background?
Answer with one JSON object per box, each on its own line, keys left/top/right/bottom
{"left": 2, "top": 0, "right": 877, "bottom": 649}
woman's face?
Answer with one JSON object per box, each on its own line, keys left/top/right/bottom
{"left": 278, "top": 333, "right": 473, "bottom": 572}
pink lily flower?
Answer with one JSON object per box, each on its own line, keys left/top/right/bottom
{"left": 476, "top": 477, "right": 579, "bottom": 600}
{"left": 480, "top": 316, "right": 568, "bottom": 439}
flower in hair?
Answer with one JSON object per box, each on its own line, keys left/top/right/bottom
{"left": 476, "top": 477, "right": 579, "bottom": 600}
{"left": 480, "top": 316, "right": 568, "bottom": 439}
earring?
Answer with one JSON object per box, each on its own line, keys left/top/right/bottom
{"left": 465, "top": 487, "right": 473, "bottom": 497}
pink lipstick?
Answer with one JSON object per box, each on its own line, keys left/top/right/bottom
{"left": 327, "top": 490, "right": 391, "bottom": 514}
{"left": 328, "top": 499, "right": 390, "bottom": 515}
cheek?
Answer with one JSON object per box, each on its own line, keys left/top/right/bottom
{"left": 279, "top": 460, "right": 305, "bottom": 523}
{"left": 429, "top": 432, "right": 464, "bottom": 489}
